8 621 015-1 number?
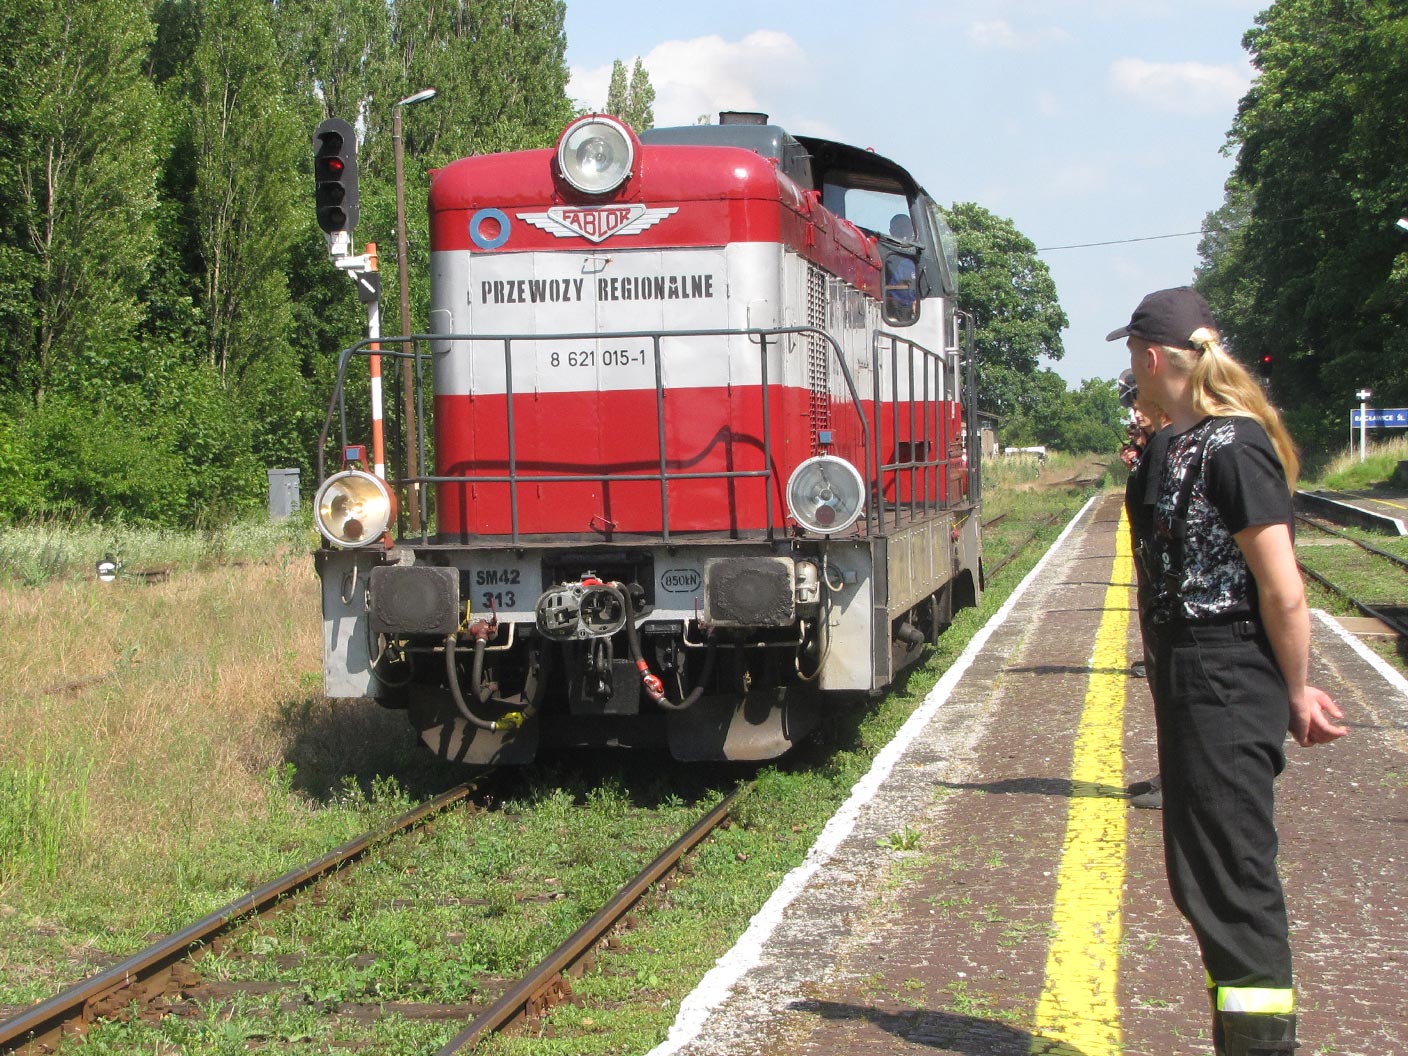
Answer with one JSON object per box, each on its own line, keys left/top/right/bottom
{"left": 547, "top": 348, "right": 646, "bottom": 369}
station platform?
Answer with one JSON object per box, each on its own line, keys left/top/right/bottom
{"left": 1297, "top": 487, "right": 1408, "bottom": 535}
{"left": 649, "top": 492, "right": 1407, "bottom": 1056}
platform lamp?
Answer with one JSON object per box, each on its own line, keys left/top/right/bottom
{"left": 1357, "top": 388, "right": 1372, "bottom": 463}
{"left": 394, "top": 88, "right": 437, "bottom": 532}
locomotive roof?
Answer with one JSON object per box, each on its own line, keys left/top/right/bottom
{"left": 639, "top": 123, "right": 925, "bottom": 204}
{"left": 639, "top": 123, "right": 814, "bottom": 188}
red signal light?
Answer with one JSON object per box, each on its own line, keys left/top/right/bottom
{"left": 313, "top": 117, "right": 359, "bottom": 235}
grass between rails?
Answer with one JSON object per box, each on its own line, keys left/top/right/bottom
{"left": 0, "top": 468, "right": 1098, "bottom": 1054}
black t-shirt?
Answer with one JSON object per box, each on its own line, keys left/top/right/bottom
{"left": 1125, "top": 427, "right": 1171, "bottom": 551}
{"left": 1149, "top": 415, "right": 1293, "bottom": 624}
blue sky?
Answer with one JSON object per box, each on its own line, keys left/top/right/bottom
{"left": 564, "top": 0, "right": 1267, "bottom": 391}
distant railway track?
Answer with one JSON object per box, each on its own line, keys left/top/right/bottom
{"left": 0, "top": 783, "right": 738, "bottom": 1054}
{"left": 985, "top": 512, "right": 1065, "bottom": 581}
{"left": 1296, "top": 513, "right": 1408, "bottom": 638}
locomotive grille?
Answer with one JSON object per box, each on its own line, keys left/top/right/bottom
{"left": 806, "top": 264, "right": 830, "bottom": 453}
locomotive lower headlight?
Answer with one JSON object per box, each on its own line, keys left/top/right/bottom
{"left": 314, "top": 470, "right": 393, "bottom": 548}
{"left": 557, "top": 115, "right": 634, "bottom": 195}
{"left": 786, "top": 455, "right": 866, "bottom": 535}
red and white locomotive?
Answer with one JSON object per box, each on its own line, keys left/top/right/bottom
{"left": 313, "top": 111, "right": 983, "bottom": 763}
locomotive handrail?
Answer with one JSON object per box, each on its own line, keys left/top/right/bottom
{"left": 317, "top": 325, "right": 876, "bottom": 545}
{"left": 870, "top": 329, "right": 968, "bottom": 529}
{"left": 955, "top": 310, "right": 982, "bottom": 504}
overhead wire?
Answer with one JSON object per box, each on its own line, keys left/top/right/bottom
{"left": 1035, "top": 205, "right": 1364, "bottom": 253}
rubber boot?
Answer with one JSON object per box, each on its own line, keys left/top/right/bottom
{"left": 1219, "top": 1011, "right": 1297, "bottom": 1055}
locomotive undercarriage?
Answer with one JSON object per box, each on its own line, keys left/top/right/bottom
{"left": 316, "top": 510, "right": 977, "bottom": 763}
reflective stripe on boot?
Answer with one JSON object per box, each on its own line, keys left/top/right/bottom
{"left": 1219, "top": 1011, "right": 1297, "bottom": 1056}
{"left": 1216, "top": 986, "right": 1295, "bottom": 1015}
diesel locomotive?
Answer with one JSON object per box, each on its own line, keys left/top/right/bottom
{"left": 312, "top": 111, "right": 983, "bottom": 763}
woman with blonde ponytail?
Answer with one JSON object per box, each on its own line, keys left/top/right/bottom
{"left": 1107, "top": 287, "right": 1345, "bottom": 1056}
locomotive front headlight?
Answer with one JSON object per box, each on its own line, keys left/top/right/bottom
{"left": 786, "top": 456, "right": 866, "bottom": 535}
{"left": 557, "top": 115, "right": 634, "bottom": 195}
{"left": 314, "top": 470, "right": 393, "bottom": 548}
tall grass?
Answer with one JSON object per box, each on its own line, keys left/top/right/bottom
{"left": 1304, "top": 434, "right": 1408, "bottom": 492}
{"left": 0, "top": 752, "right": 91, "bottom": 883}
{"left": 0, "top": 512, "right": 316, "bottom": 586}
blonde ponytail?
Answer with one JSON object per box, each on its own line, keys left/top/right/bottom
{"left": 1165, "top": 328, "right": 1300, "bottom": 489}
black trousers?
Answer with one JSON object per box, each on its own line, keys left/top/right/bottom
{"left": 1151, "top": 619, "right": 1293, "bottom": 990}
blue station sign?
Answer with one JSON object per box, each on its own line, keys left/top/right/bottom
{"left": 1351, "top": 408, "right": 1408, "bottom": 428}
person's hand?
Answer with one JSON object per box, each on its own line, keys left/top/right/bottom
{"left": 1290, "top": 686, "right": 1347, "bottom": 747}
{"left": 1119, "top": 444, "right": 1139, "bottom": 468}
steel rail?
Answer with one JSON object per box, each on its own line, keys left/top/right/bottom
{"left": 1296, "top": 513, "right": 1408, "bottom": 573}
{"left": 436, "top": 787, "right": 740, "bottom": 1054}
{"left": 0, "top": 783, "right": 477, "bottom": 1053}
{"left": 1297, "top": 561, "right": 1408, "bottom": 638}
{"left": 985, "top": 513, "right": 1064, "bottom": 581}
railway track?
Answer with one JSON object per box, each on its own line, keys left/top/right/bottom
{"left": 1296, "top": 513, "right": 1408, "bottom": 637}
{"left": 985, "top": 512, "right": 1065, "bottom": 581}
{"left": 0, "top": 784, "right": 738, "bottom": 1054}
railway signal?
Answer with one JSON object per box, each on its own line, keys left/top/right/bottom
{"left": 313, "top": 117, "right": 359, "bottom": 239}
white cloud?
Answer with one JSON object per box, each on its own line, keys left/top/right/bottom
{"left": 967, "top": 19, "right": 1071, "bottom": 50}
{"left": 1109, "top": 57, "right": 1253, "bottom": 114}
{"left": 568, "top": 30, "right": 811, "bottom": 129}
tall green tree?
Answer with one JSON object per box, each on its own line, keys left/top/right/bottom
{"left": 384, "top": 0, "right": 573, "bottom": 165}
{"left": 604, "top": 57, "right": 655, "bottom": 130}
{"left": 0, "top": 0, "right": 161, "bottom": 404}
{"left": 272, "top": 0, "right": 388, "bottom": 126}
{"left": 1199, "top": 0, "right": 1408, "bottom": 451}
{"left": 161, "top": 0, "right": 302, "bottom": 381}
{"left": 1002, "top": 374, "right": 1125, "bottom": 453}
{"left": 940, "top": 202, "right": 1067, "bottom": 418}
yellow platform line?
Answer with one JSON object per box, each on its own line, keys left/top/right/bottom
{"left": 1029, "top": 511, "right": 1133, "bottom": 1056}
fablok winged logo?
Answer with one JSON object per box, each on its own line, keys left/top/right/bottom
{"left": 518, "top": 204, "right": 678, "bottom": 243}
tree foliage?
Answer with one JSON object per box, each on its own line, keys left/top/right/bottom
{"left": 0, "top": 0, "right": 572, "bottom": 526}
{"left": 940, "top": 202, "right": 1119, "bottom": 452}
{"left": 1196, "top": 0, "right": 1408, "bottom": 454}
{"left": 940, "top": 202, "right": 1067, "bottom": 418}
{"left": 604, "top": 57, "right": 655, "bottom": 130}
{"left": 1, "top": 0, "right": 161, "bottom": 403}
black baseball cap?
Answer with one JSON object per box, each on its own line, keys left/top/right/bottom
{"left": 1106, "top": 286, "right": 1218, "bottom": 349}
{"left": 1117, "top": 369, "right": 1137, "bottom": 409}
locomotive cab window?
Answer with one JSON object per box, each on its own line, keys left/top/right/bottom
{"left": 820, "top": 184, "right": 924, "bottom": 325}
{"left": 882, "top": 252, "right": 920, "bottom": 326}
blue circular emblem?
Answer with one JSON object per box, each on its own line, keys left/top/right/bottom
{"left": 469, "top": 208, "right": 511, "bottom": 250}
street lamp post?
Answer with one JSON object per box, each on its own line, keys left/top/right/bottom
{"left": 394, "top": 88, "right": 437, "bottom": 532}
{"left": 1357, "top": 388, "right": 1372, "bottom": 463}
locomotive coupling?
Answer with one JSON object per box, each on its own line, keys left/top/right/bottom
{"left": 534, "top": 576, "right": 630, "bottom": 640}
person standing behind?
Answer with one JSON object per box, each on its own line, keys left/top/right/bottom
{"left": 1107, "top": 287, "right": 1347, "bottom": 1056}
{"left": 1119, "top": 370, "right": 1171, "bottom": 807}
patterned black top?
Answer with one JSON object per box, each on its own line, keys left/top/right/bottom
{"left": 1149, "top": 415, "right": 1293, "bottom": 624}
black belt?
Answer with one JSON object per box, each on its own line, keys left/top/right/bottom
{"left": 1165, "top": 618, "right": 1263, "bottom": 645}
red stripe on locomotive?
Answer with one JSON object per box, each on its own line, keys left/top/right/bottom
{"left": 433, "top": 388, "right": 967, "bottom": 537}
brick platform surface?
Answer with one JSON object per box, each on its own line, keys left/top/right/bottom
{"left": 651, "top": 492, "right": 1406, "bottom": 1056}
